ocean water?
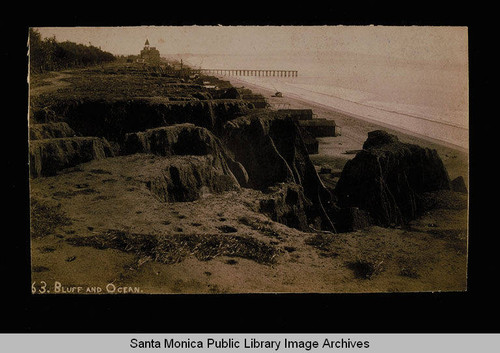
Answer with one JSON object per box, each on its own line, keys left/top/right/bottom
{"left": 183, "top": 51, "right": 469, "bottom": 149}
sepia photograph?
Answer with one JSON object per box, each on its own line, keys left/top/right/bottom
{"left": 28, "top": 25, "right": 469, "bottom": 295}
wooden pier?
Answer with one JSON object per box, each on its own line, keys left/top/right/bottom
{"left": 149, "top": 65, "right": 298, "bottom": 78}
{"left": 190, "top": 69, "right": 298, "bottom": 77}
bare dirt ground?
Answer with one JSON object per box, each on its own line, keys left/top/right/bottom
{"left": 29, "top": 66, "right": 469, "bottom": 294}
{"left": 30, "top": 155, "right": 467, "bottom": 294}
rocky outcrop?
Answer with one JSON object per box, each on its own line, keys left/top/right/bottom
{"left": 276, "top": 109, "right": 313, "bottom": 121}
{"left": 220, "top": 87, "right": 241, "bottom": 100}
{"left": 330, "top": 207, "right": 373, "bottom": 233}
{"left": 124, "top": 123, "right": 248, "bottom": 187}
{"left": 451, "top": 176, "right": 468, "bottom": 194}
{"left": 192, "top": 91, "right": 213, "bottom": 100}
{"left": 362, "top": 130, "right": 400, "bottom": 150}
{"left": 239, "top": 89, "right": 268, "bottom": 109}
{"left": 147, "top": 155, "right": 240, "bottom": 202}
{"left": 30, "top": 105, "right": 60, "bottom": 124}
{"left": 259, "top": 183, "right": 313, "bottom": 231}
{"left": 300, "top": 128, "right": 319, "bottom": 154}
{"left": 222, "top": 116, "right": 294, "bottom": 189}
{"left": 29, "top": 122, "right": 76, "bottom": 140}
{"left": 29, "top": 137, "right": 114, "bottom": 177}
{"left": 222, "top": 113, "right": 335, "bottom": 231}
{"left": 298, "top": 119, "right": 339, "bottom": 137}
{"left": 124, "top": 123, "right": 223, "bottom": 157}
{"left": 334, "top": 130, "right": 451, "bottom": 227}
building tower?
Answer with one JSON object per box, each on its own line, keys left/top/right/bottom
{"left": 139, "top": 38, "right": 160, "bottom": 64}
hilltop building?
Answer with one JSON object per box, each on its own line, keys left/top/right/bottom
{"left": 137, "top": 39, "right": 161, "bottom": 64}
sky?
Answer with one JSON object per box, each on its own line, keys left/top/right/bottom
{"left": 34, "top": 26, "right": 468, "bottom": 63}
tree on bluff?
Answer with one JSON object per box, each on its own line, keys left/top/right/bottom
{"left": 29, "top": 28, "right": 115, "bottom": 73}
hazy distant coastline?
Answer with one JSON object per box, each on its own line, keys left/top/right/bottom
{"left": 184, "top": 51, "right": 468, "bottom": 150}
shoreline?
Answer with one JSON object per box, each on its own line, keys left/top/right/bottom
{"left": 222, "top": 75, "right": 469, "bottom": 184}
{"left": 227, "top": 76, "right": 468, "bottom": 152}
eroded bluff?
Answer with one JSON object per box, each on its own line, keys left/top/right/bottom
{"left": 222, "top": 113, "right": 335, "bottom": 232}
{"left": 30, "top": 89, "right": 456, "bottom": 235}
{"left": 30, "top": 97, "right": 254, "bottom": 142}
{"left": 122, "top": 114, "right": 336, "bottom": 232}
{"left": 123, "top": 124, "right": 247, "bottom": 201}
{"left": 334, "top": 130, "right": 451, "bottom": 227}
{"left": 29, "top": 97, "right": 252, "bottom": 179}
{"left": 29, "top": 137, "right": 114, "bottom": 177}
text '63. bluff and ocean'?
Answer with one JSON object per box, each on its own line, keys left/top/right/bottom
{"left": 130, "top": 338, "right": 371, "bottom": 350}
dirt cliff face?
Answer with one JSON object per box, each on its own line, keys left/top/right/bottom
{"left": 29, "top": 137, "right": 114, "bottom": 177}
{"left": 222, "top": 113, "right": 335, "bottom": 232}
{"left": 29, "top": 122, "right": 76, "bottom": 140}
{"left": 146, "top": 155, "right": 240, "bottom": 203}
{"left": 259, "top": 183, "right": 312, "bottom": 231}
{"left": 334, "top": 130, "right": 451, "bottom": 227}
{"left": 125, "top": 123, "right": 226, "bottom": 158}
{"left": 223, "top": 115, "right": 295, "bottom": 189}
{"left": 124, "top": 123, "right": 248, "bottom": 188}
{"left": 29, "top": 96, "right": 253, "bottom": 181}
{"left": 122, "top": 123, "right": 244, "bottom": 202}
{"left": 31, "top": 97, "right": 254, "bottom": 143}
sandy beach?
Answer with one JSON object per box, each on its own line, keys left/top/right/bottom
{"left": 224, "top": 76, "right": 469, "bottom": 185}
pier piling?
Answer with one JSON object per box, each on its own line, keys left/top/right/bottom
{"left": 188, "top": 68, "right": 298, "bottom": 77}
